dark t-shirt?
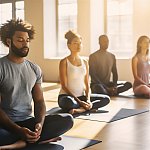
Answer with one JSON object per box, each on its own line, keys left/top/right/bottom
{"left": 89, "top": 50, "right": 118, "bottom": 85}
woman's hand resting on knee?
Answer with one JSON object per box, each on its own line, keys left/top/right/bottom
{"left": 79, "top": 101, "right": 92, "bottom": 110}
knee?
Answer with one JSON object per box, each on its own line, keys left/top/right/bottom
{"left": 91, "top": 93, "right": 110, "bottom": 102}
{"left": 91, "top": 84, "right": 108, "bottom": 94}
{"left": 91, "top": 94, "right": 110, "bottom": 109}
{"left": 0, "top": 129, "right": 18, "bottom": 146}
{"left": 58, "top": 96, "right": 77, "bottom": 110}
{"left": 105, "top": 97, "right": 110, "bottom": 105}
{"left": 61, "top": 114, "right": 74, "bottom": 130}
{"left": 124, "top": 82, "right": 132, "bottom": 89}
{"left": 135, "top": 85, "right": 150, "bottom": 98}
{"left": 100, "top": 95, "right": 110, "bottom": 105}
{"left": 66, "top": 114, "right": 74, "bottom": 129}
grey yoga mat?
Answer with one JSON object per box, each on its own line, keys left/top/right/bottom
{"left": 46, "top": 107, "right": 111, "bottom": 121}
{"left": 22, "top": 135, "right": 101, "bottom": 150}
{"left": 74, "top": 108, "right": 149, "bottom": 122}
{"left": 46, "top": 107, "right": 149, "bottom": 123}
{"left": 46, "top": 107, "right": 117, "bottom": 122}
{"left": 108, "top": 108, "right": 149, "bottom": 122}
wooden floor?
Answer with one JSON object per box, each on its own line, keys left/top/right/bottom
{"left": 42, "top": 83, "right": 150, "bottom": 150}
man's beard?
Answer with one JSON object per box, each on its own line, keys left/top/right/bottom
{"left": 11, "top": 41, "right": 29, "bottom": 57}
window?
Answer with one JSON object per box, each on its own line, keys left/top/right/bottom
{"left": 44, "top": 0, "right": 77, "bottom": 58}
{"left": 57, "top": 0, "right": 77, "bottom": 57}
{"left": 0, "top": 0, "right": 24, "bottom": 57}
{"left": 16, "top": 1, "right": 24, "bottom": 19}
{"left": 106, "top": 0, "right": 133, "bottom": 59}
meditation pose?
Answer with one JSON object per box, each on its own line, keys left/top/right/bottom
{"left": 132, "top": 35, "right": 150, "bottom": 98}
{"left": 0, "top": 19, "right": 73, "bottom": 149}
{"left": 58, "top": 30, "right": 110, "bottom": 115}
{"left": 89, "top": 34, "right": 132, "bottom": 96}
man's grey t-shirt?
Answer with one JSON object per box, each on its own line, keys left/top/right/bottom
{"left": 0, "top": 56, "right": 42, "bottom": 122}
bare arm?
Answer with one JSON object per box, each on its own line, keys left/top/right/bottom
{"left": 84, "top": 60, "right": 90, "bottom": 99}
{"left": 84, "top": 59, "right": 92, "bottom": 109}
{"left": 32, "top": 83, "right": 46, "bottom": 132}
{"left": 112, "top": 56, "right": 118, "bottom": 86}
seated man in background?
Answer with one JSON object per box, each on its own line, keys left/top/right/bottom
{"left": 89, "top": 35, "right": 132, "bottom": 96}
{"left": 0, "top": 19, "right": 73, "bottom": 149}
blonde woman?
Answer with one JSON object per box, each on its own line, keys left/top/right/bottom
{"left": 132, "top": 35, "right": 150, "bottom": 98}
{"left": 58, "top": 30, "right": 110, "bottom": 115}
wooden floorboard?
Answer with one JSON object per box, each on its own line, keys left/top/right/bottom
{"left": 84, "top": 111, "right": 150, "bottom": 150}
{"left": 43, "top": 82, "right": 150, "bottom": 150}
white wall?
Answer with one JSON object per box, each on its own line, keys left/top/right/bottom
{"left": 24, "top": 0, "right": 150, "bottom": 83}
{"left": 25, "top": 0, "right": 60, "bottom": 82}
{"left": 133, "top": 0, "right": 150, "bottom": 52}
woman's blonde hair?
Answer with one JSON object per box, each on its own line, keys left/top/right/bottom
{"left": 136, "top": 35, "right": 149, "bottom": 55}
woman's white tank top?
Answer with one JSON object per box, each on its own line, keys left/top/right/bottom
{"left": 59, "top": 58, "right": 86, "bottom": 97}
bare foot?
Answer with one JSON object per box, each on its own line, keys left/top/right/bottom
{"left": 90, "top": 109, "right": 98, "bottom": 113}
{"left": 69, "top": 108, "right": 86, "bottom": 115}
{"left": 107, "top": 87, "right": 118, "bottom": 96}
{"left": 69, "top": 109, "right": 74, "bottom": 114}
{"left": 39, "top": 137, "right": 62, "bottom": 144}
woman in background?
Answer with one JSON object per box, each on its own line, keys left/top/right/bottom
{"left": 132, "top": 35, "right": 150, "bottom": 98}
{"left": 58, "top": 30, "right": 110, "bottom": 115}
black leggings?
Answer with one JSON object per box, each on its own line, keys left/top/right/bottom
{"left": 58, "top": 94, "right": 110, "bottom": 111}
{"left": 0, "top": 114, "right": 73, "bottom": 146}
{"left": 91, "top": 82, "right": 132, "bottom": 96}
